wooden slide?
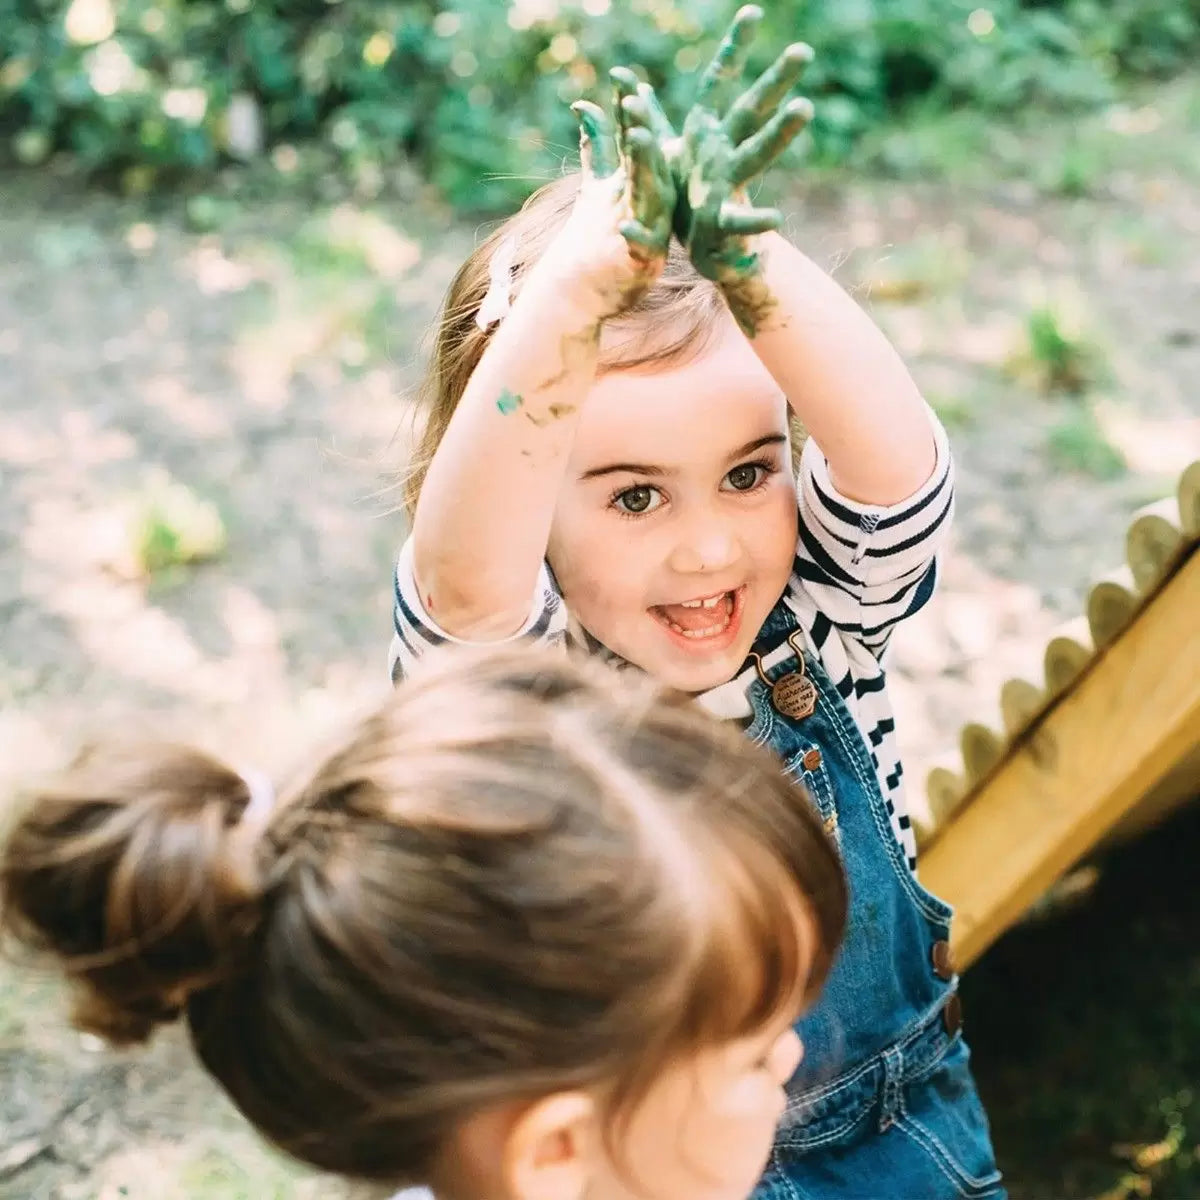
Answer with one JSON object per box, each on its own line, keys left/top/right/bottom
{"left": 914, "top": 461, "right": 1200, "bottom": 969}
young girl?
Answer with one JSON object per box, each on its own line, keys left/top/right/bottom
{"left": 392, "top": 7, "right": 1004, "bottom": 1198}
{"left": 1, "top": 646, "right": 846, "bottom": 1200}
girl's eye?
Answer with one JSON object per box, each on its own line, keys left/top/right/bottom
{"left": 613, "top": 485, "right": 663, "bottom": 515}
{"left": 725, "top": 463, "right": 767, "bottom": 492}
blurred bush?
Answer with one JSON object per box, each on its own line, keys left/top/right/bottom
{"left": 2, "top": 0, "right": 1198, "bottom": 211}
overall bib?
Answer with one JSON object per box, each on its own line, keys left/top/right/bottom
{"left": 747, "top": 602, "right": 1004, "bottom": 1199}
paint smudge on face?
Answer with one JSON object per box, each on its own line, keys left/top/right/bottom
{"left": 496, "top": 389, "right": 523, "bottom": 416}
{"left": 426, "top": 592, "right": 435, "bottom": 612}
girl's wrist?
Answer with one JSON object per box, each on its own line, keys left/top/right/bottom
{"left": 714, "top": 243, "right": 778, "bottom": 339}
{"left": 519, "top": 257, "right": 615, "bottom": 332}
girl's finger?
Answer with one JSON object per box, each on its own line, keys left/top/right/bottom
{"left": 621, "top": 92, "right": 654, "bottom": 133}
{"left": 648, "top": 142, "right": 678, "bottom": 234}
{"left": 654, "top": 147, "right": 676, "bottom": 201}
{"left": 637, "top": 81, "right": 678, "bottom": 144}
{"left": 717, "top": 201, "right": 783, "bottom": 237}
{"left": 571, "top": 100, "right": 619, "bottom": 179}
{"left": 731, "top": 96, "right": 814, "bottom": 185}
{"left": 611, "top": 65, "right": 640, "bottom": 106}
{"left": 625, "top": 126, "right": 670, "bottom": 234}
{"left": 725, "top": 41, "right": 813, "bottom": 145}
{"left": 694, "top": 5, "right": 763, "bottom": 115}
{"left": 618, "top": 219, "right": 666, "bottom": 257}
{"left": 610, "top": 66, "right": 639, "bottom": 148}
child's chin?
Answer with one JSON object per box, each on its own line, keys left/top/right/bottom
{"left": 648, "top": 647, "right": 743, "bottom": 694}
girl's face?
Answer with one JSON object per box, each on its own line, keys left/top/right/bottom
{"left": 595, "top": 1021, "right": 804, "bottom": 1200}
{"left": 548, "top": 315, "right": 798, "bottom": 693}
{"left": 451, "top": 1018, "right": 804, "bottom": 1200}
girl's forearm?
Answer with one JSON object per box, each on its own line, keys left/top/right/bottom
{"left": 411, "top": 268, "right": 602, "bottom": 640}
{"left": 737, "top": 232, "right": 936, "bottom": 505}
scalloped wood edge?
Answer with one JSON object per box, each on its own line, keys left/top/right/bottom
{"left": 1126, "top": 498, "right": 1185, "bottom": 592}
{"left": 920, "top": 550, "right": 1199, "bottom": 968}
{"left": 921, "top": 459, "right": 1199, "bottom": 849}
{"left": 1086, "top": 566, "right": 1141, "bottom": 648}
{"left": 923, "top": 761, "right": 969, "bottom": 833}
{"left": 1179, "top": 460, "right": 1200, "bottom": 536}
{"left": 1043, "top": 616, "right": 1094, "bottom": 700}
{"left": 916, "top": 460, "right": 1200, "bottom": 968}
{"left": 999, "top": 677, "right": 1045, "bottom": 736}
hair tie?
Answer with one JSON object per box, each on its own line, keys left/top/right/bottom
{"left": 475, "top": 234, "right": 519, "bottom": 331}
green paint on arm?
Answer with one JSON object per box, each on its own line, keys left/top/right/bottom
{"left": 496, "top": 389, "right": 523, "bottom": 415}
{"left": 524, "top": 402, "right": 577, "bottom": 428}
{"left": 535, "top": 324, "right": 602, "bottom": 391}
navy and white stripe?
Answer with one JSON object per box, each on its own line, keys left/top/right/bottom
{"left": 390, "top": 416, "right": 955, "bottom": 870}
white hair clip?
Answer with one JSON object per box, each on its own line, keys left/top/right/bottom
{"left": 238, "top": 766, "right": 276, "bottom": 825}
{"left": 475, "top": 234, "right": 519, "bottom": 331}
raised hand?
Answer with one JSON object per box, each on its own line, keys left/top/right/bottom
{"left": 614, "top": 7, "right": 814, "bottom": 333}
{"left": 564, "top": 87, "right": 675, "bottom": 316}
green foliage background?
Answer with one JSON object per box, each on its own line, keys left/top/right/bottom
{"left": 2, "top": 0, "right": 1199, "bottom": 210}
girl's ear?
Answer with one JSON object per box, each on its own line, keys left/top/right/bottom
{"left": 503, "top": 1091, "right": 599, "bottom": 1200}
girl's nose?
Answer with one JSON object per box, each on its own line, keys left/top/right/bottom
{"left": 666, "top": 516, "right": 740, "bottom": 575}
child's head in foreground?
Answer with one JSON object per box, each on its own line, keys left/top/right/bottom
{"left": 407, "top": 174, "right": 807, "bottom": 695}
{"left": 1, "top": 647, "right": 846, "bottom": 1200}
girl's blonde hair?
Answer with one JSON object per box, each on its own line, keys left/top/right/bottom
{"left": 404, "top": 172, "right": 805, "bottom": 519}
{"left": 1, "top": 645, "right": 845, "bottom": 1194}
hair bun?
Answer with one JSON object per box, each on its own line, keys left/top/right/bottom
{"left": 0, "top": 742, "right": 269, "bottom": 1046}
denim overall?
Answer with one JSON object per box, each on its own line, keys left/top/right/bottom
{"left": 747, "top": 602, "right": 1004, "bottom": 1199}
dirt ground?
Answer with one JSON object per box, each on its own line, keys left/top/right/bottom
{"left": 1, "top": 75, "right": 1198, "bottom": 1199}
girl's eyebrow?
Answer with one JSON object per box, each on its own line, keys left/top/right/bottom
{"left": 726, "top": 432, "right": 788, "bottom": 462}
{"left": 579, "top": 433, "right": 788, "bottom": 482}
{"left": 580, "top": 459, "right": 667, "bottom": 481}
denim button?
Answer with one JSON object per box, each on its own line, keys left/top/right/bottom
{"left": 943, "top": 993, "right": 963, "bottom": 1036}
{"left": 931, "top": 939, "right": 955, "bottom": 980}
{"left": 802, "top": 748, "right": 822, "bottom": 770}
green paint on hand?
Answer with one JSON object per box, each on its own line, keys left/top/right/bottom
{"left": 721, "top": 270, "right": 777, "bottom": 340}
{"left": 496, "top": 390, "right": 523, "bottom": 416}
{"left": 652, "top": 8, "right": 808, "bottom": 321}
{"left": 727, "top": 249, "right": 761, "bottom": 277}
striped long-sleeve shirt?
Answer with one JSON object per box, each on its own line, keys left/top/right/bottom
{"left": 390, "top": 417, "right": 955, "bottom": 870}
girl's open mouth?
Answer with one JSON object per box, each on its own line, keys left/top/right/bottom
{"left": 650, "top": 587, "right": 745, "bottom": 648}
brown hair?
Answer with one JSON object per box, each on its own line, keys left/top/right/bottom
{"left": 402, "top": 172, "right": 805, "bottom": 518}
{"left": 1, "top": 646, "right": 845, "bottom": 1194}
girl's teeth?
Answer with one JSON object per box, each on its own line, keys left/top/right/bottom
{"left": 680, "top": 594, "right": 726, "bottom": 609}
{"left": 660, "top": 591, "right": 736, "bottom": 639}
{"left": 665, "top": 620, "right": 728, "bottom": 639}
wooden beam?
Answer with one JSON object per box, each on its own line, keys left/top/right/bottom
{"left": 918, "top": 549, "right": 1200, "bottom": 969}
{"left": 1105, "top": 743, "right": 1200, "bottom": 845}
